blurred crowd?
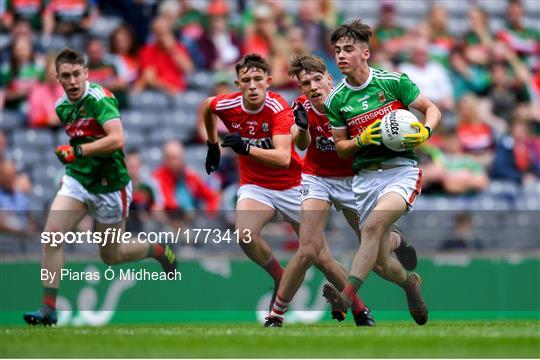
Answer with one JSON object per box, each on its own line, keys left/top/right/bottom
{"left": 1, "top": 0, "right": 539, "bottom": 252}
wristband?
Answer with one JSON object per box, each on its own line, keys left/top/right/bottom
{"left": 74, "top": 145, "right": 83, "bottom": 158}
{"left": 425, "top": 125, "right": 432, "bottom": 139}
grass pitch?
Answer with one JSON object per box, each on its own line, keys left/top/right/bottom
{"left": 1, "top": 321, "right": 539, "bottom": 358}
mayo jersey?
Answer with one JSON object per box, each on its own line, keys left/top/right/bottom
{"left": 210, "top": 92, "right": 302, "bottom": 190}
{"left": 324, "top": 67, "right": 420, "bottom": 173}
{"left": 55, "top": 81, "right": 129, "bottom": 193}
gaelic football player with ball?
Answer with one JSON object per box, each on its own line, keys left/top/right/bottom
{"left": 323, "top": 20, "right": 441, "bottom": 325}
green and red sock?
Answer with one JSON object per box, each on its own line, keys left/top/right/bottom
{"left": 43, "top": 287, "right": 57, "bottom": 309}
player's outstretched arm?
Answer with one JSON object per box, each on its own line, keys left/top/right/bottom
{"left": 332, "top": 128, "right": 359, "bottom": 159}
{"left": 248, "top": 134, "right": 292, "bottom": 168}
{"left": 79, "top": 119, "right": 125, "bottom": 156}
{"left": 291, "top": 102, "right": 311, "bottom": 150}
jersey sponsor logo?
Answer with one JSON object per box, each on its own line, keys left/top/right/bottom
{"left": 315, "top": 135, "right": 336, "bottom": 152}
{"left": 340, "top": 105, "right": 354, "bottom": 112}
{"left": 377, "top": 91, "right": 386, "bottom": 103}
{"left": 357, "top": 95, "right": 370, "bottom": 102}
{"left": 347, "top": 100, "right": 403, "bottom": 128}
{"left": 65, "top": 118, "right": 106, "bottom": 138}
{"left": 245, "top": 136, "right": 273, "bottom": 149}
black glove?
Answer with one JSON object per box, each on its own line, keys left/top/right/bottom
{"left": 205, "top": 141, "right": 220, "bottom": 174}
{"left": 221, "top": 133, "right": 250, "bottom": 155}
{"left": 293, "top": 102, "right": 309, "bottom": 131}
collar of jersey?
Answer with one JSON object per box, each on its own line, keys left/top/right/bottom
{"left": 310, "top": 101, "right": 325, "bottom": 116}
{"left": 67, "top": 81, "right": 90, "bottom": 104}
{"left": 344, "top": 67, "right": 373, "bottom": 91}
{"left": 241, "top": 93, "right": 267, "bottom": 114}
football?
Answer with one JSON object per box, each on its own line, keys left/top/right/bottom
{"left": 380, "top": 109, "right": 419, "bottom": 152}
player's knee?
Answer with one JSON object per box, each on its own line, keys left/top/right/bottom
{"left": 297, "top": 245, "right": 317, "bottom": 267}
{"left": 373, "top": 258, "right": 389, "bottom": 275}
{"left": 361, "top": 222, "right": 384, "bottom": 242}
{"left": 100, "top": 251, "right": 121, "bottom": 265}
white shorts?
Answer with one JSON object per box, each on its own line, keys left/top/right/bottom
{"left": 300, "top": 174, "right": 356, "bottom": 211}
{"left": 353, "top": 166, "right": 422, "bottom": 226}
{"left": 237, "top": 184, "right": 301, "bottom": 225}
{"left": 58, "top": 175, "right": 132, "bottom": 224}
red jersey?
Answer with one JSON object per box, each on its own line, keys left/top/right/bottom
{"left": 210, "top": 92, "right": 302, "bottom": 190}
{"left": 294, "top": 95, "right": 353, "bottom": 177}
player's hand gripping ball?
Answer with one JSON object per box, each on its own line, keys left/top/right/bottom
{"left": 54, "top": 144, "right": 77, "bottom": 164}
{"left": 356, "top": 119, "right": 382, "bottom": 147}
{"left": 380, "top": 110, "right": 431, "bottom": 151}
{"left": 293, "top": 102, "right": 309, "bottom": 131}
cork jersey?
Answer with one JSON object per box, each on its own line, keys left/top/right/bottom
{"left": 210, "top": 91, "right": 302, "bottom": 190}
{"left": 293, "top": 95, "right": 352, "bottom": 177}
{"left": 324, "top": 67, "right": 420, "bottom": 173}
{"left": 55, "top": 81, "right": 130, "bottom": 193}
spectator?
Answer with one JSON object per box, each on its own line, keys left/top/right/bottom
{"left": 197, "top": 1, "right": 242, "bottom": 71}
{"left": 125, "top": 150, "right": 162, "bottom": 233}
{"left": 197, "top": 75, "right": 232, "bottom": 142}
{"left": 440, "top": 132, "right": 490, "bottom": 194}
{"left": 86, "top": 37, "right": 128, "bottom": 108}
{"left": 439, "top": 212, "right": 484, "bottom": 251}
{"left": 426, "top": 4, "right": 454, "bottom": 67}
{"left": 399, "top": 38, "right": 454, "bottom": 117}
{"left": 448, "top": 46, "right": 490, "bottom": 100}
{"left": 174, "top": 0, "right": 207, "bottom": 69}
{"left": 42, "top": 0, "right": 97, "bottom": 37}
{"left": 134, "top": 17, "right": 194, "bottom": 95}
{"left": 27, "top": 55, "right": 63, "bottom": 128}
{"left": 462, "top": 6, "right": 494, "bottom": 66}
{"left": 487, "top": 62, "right": 519, "bottom": 126}
{"left": 0, "top": 160, "right": 36, "bottom": 237}
{"left": 296, "top": 0, "right": 329, "bottom": 56}
{"left": 2, "top": 0, "right": 46, "bottom": 31}
{"left": 0, "top": 34, "right": 44, "bottom": 110}
{"left": 109, "top": 23, "right": 139, "bottom": 85}
{"left": 496, "top": 0, "right": 540, "bottom": 69}
{"left": 242, "top": 3, "right": 287, "bottom": 62}
{"left": 0, "top": 131, "right": 32, "bottom": 194}
{"left": 456, "top": 94, "right": 495, "bottom": 167}
{"left": 153, "top": 140, "right": 220, "bottom": 213}
{"left": 490, "top": 119, "right": 540, "bottom": 185}
{"left": 372, "top": 2, "right": 407, "bottom": 63}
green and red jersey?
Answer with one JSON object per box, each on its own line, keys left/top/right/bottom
{"left": 55, "top": 81, "right": 130, "bottom": 193}
{"left": 324, "top": 67, "right": 420, "bottom": 173}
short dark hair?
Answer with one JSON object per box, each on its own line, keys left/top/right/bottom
{"left": 55, "top": 48, "right": 85, "bottom": 72}
{"left": 235, "top": 53, "right": 269, "bottom": 75}
{"left": 288, "top": 55, "right": 327, "bottom": 79}
{"left": 330, "top": 19, "right": 372, "bottom": 46}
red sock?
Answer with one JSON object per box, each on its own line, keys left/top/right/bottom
{"left": 343, "top": 285, "right": 357, "bottom": 307}
{"left": 148, "top": 244, "right": 164, "bottom": 258}
{"left": 351, "top": 294, "right": 367, "bottom": 315}
{"left": 270, "top": 294, "right": 290, "bottom": 319}
{"left": 43, "top": 287, "right": 57, "bottom": 309}
{"left": 262, "top": 256, "right": 283, "bottom": 284}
